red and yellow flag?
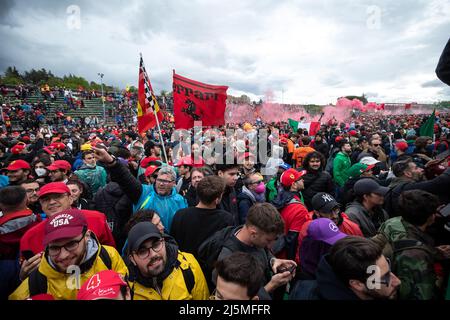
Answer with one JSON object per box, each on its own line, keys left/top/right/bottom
{"left": 137, "top": 56, "right": 163, "bottom": 135}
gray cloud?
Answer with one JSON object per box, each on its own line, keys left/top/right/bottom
{"left": 1, "top": 0, "right": 450, "bottom": 103}
{"left": 422, "top": 79, "right": 447, "bottom": 88}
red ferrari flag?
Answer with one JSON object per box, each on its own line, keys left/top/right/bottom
{"left": 172, "top": 71, "right": 228, "bottom": 129}
{"left": 137, "top": 56, "right": 163, "bottom": 135}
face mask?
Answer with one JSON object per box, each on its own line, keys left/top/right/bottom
{"left": 254, "top": 182, "right": 266, "bottom": 194}
{"left": 35, "top": 168, "right": 47, "bottom": 177}
{"left": 85, "top": 163, "right": 96, "bottom": 168}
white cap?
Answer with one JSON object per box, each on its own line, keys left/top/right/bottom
{"left": 360, "top": 156, "right": 380, "bottom": 166}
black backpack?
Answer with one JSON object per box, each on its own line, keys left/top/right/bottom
{"left": 28, "top": 246, "right": 112, "bottom": 297}
{"left": 383, "top": 182, "right": 412, "bottom": 217}
{"left": 197, "top": 226, "right": 236, "bottom": 289}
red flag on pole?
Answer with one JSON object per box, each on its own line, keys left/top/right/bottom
{"left": 137, "top": 56, "right": 163, "bottom": 135}
{"left": 172, "top": 71, "right": 228, "bottom": 129}
{"left": 404, "top": 103, "right": 412, "bottom": 110}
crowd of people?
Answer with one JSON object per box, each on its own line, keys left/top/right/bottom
{"left": 1, "top": 38, "right": 450, "bottom": 301}
{"left": 0, "top": 103, "right": 449, "bottom": 301}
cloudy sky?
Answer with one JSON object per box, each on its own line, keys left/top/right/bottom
{"left": 1, "top": 0, "right": 450, "bottom": 104}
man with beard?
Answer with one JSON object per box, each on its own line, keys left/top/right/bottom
{"left": 9, "top": 209, "right": 127, "bottom": 300}
{"left": 332, "top": 139, "right": 352, "bottom": 190}
{"left": 290, "top": 236, "right": 401, "bottom": 300}
{"left": 126, "top": 221, "right": 209, "bottom": 300}
{"left": 301, "top": 151, "right": 335, "bottom": 211}
{"left": 384, "top": 158, "right": 450, "bottom": 217}
{"left": 20, "top": 179, "right": 42, "bottom": 215}
{"left": 5, "top": 160, "right": 31, "bottom": 186}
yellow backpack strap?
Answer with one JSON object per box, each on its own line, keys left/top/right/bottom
{"left": 177, "top": 253, "right": 195, "bottom": 294}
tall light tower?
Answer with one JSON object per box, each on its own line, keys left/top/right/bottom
{"left": 98, "top": 73, "right": 105, "bottom": 124}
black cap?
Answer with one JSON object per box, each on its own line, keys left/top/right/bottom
{"left": 354, "top": 178, "right": 389, "bottom": 196}
{"left": 128, "top": 222, "right": 162, "bottom": 252}
{"left": 311, "top": 192, "right": 340, "bottom": 213}
{"left": 125, "top": 131, "right": 137, "bottom": 140}
{"left": 145, "top": 140, "right": 161, "bottom": 149}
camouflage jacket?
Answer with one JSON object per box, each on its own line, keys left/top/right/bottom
{"left": 379, "top": 217, "right": 441, "bottom": 300}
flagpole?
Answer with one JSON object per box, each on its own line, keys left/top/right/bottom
{"left": 154, "top": 107, "right": 169, "bottom": 164}
{"left": 140, "top": 53, "right": 169, "bottom": 164}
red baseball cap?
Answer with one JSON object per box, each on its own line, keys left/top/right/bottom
{"left": 43, "top": 146, "right": 56, "bottom": 155}
{"left": 50, "top": 142, "right": 66, "bottom": 151}
{"left": 77, "top": 270, "right": 127, "bottom": 300}
{"left": 140, "top": 156, "right": 162, "bottom": 169}
{"left": 348, "top": 130, "right": 358, "bottom": 137}
{"left": 395, "top": 141, "right": 408, "bottom": 152}
{"left": 174, "top": 156, "right": 193, "bottom": 167}
{"left": 38, "top": 182, "right": 70, "bottom": 198}
{"left": 11, "top": 143, "right": 26, "bottom": 154}
{"left": 6, "top": 160, "right": 31, "bottom": 171}
{"left": 43, "top": 209, "right": 87, "bottom": 246}
{"left": 280, "top": 168, "right": 307, "bottom": 187}
{"left": 47, "top": 160, "right": 71, "bottom": 172}
{"left": 144, "top": 165, "right": 160, "bottom": 178}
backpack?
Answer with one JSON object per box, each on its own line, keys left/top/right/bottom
{"left": 197, "top": 226, "right": 236, "bottom": 289}
{"left": 325, "top": 149, "right": 338, "bottom": 177}
{"left": 28, "top": 246, "right": 112, "bottom": 297}
{"left": 383, "top": 182, "right": 412, "bottom": 217}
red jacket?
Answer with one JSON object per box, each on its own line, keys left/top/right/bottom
{"left": 20, "top": 209, "right": 116, "bottom": 256}
{"left": 278, "top": 195, "right": 312, "bottom": 264}
{"left": 0, "top": 209, "right": 41, "bottom": 259}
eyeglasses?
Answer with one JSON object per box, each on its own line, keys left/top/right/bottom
{"left": 156, "top": 178, "right": 174, "bottom": 184}
{"left": 249, "top": 180, "right": 263, "bottom": 185}
{"left": 47, "top": 230, "right": 86, "bottom": 257}
{"left": 25, "top": 188, "right": 40, "bottom": 194}
{"left": 209, "top": 289, "right": 221, "bottom": 300}
{"left": 135, "top": 238, "right": 164, "bottom": 259}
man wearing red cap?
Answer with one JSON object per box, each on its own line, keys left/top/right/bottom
{"left": 6, "top": 160, "right": 31, "bottom": 185}
{"left": 46, "top": 160, "right": 72, "bottom": 183}
{"left": 19, "top": 182, "right": 116, "bottom": 280}
{"left": 272, "top": 168, "right": 311, "bottom": 264}
{"left": 10, "top": 209, "right": 127, "bottom": 300}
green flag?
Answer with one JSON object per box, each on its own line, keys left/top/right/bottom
{"left": 288, "top": 118, "right": 299, "bottom": 132}
{"left": 419, "top": 109, "right": 435, "bottom": 138}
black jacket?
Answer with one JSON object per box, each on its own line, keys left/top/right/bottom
{"left": 385, "top": 168, "right": 450, "bottom": 217}
{"left": 219, "top": 186, "right": 239, "bottom": 226}
{"left": 290, "top": 255, "right": 360, "bottom": 300}
{"left": 302, "top": 171, "right": 335, "bottom": 211}
{"left": 93, "top": 181, "right": 133, "bottom": 251}
{"left": 313, "top": 141, "right": 329, "bottom": 159}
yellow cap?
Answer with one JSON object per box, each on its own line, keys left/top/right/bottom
{"left": 81, "top": 143, "right": 92, "bottom": 151}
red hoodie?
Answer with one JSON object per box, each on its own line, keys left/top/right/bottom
{"left": 20, "top": 209, "right": 116, "bottom": 257}
{"left": 0, "top": 209, "right": 41, "bottom": 259}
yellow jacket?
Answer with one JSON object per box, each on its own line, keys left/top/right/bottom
{"left": 129, "top": 251, "right": 209, "bottom": 300}
{"left": 9, "top": 240, "right": 128, "bottom": 300}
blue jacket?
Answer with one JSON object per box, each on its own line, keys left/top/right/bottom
{"left": 134, "top": 184, "right": 187, "bottom": 233}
